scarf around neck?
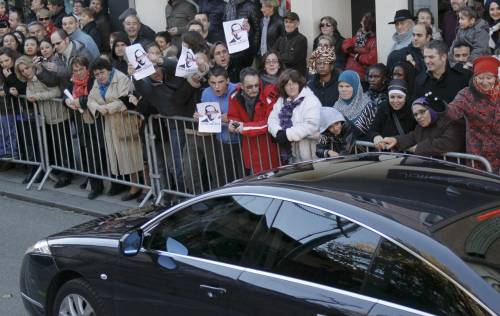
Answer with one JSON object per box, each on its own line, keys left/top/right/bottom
{"left": 474, "top": 78, "right": 500, "bottom": 102}
{"left": 71, "top": 72, "right": 89, "bottom": 98}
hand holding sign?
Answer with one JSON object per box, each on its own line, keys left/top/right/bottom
{"left": 197, "top": 102, "right": 222, "bottom": 133}
{"left": 223, "top": 18, "right": 249, "bottom": 54}
{"left": 175, "top": 46, "right": 198, "bottom": 78}
{"left": 125, "top": 44, "right": 156, "bottom": 80}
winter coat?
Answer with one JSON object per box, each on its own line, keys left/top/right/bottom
{"left": 307, "top": 74, "right": 339, "bottom": 107}
{"left": 449, "top": 19, "right": 491, "bottom": 66}
{"left": 447, "top": 87, "right": 500, "bottom": 172}
{"left": 69, "top": 29, "right": 100, "bottom": 60}
{"left": 316, "top": 121, "right": 357, "bottom": 158}
{"left": 442, "top": 10, "right": 458, "bottom": 47}
{"left": 415, "top": 64, "right": 471, "bottom": 103}
{"left": 273, "top": 29, "right": 308, "bottom": 76}
{"left": 268, "top": 87, "right": 321, "bottom": 163}
{"left": 395, "top": 113, "right": 465, "bottom": 156}
{"left": 228, "top": 82, "right": 280, "bottom": 173}
{"left": 387, "top": 43, "right": 426, "bottom": 76}
{"left": 259, "top": 13, "right": 284, "bottom": 57}
{"left": 165, "top": 0, "right": 197, "bottom": 48}
{"left": 313, "top": 32, "right": 346, "bottom": 71}
{"left": 342, "top": 34, "right": 377, "bottom": 81}
{"left": 2, "top": 67, "right": 26, "bottom": 115}
{"left": 63, "top": 76, "right": 96, "bottom": 125}
{"left": 391, "top": 31, "right": 412, "bottom": 52}
{"left": 88, "top": 70, "right": 143, "bottom": 176}
{"left": 82, "top": 21, "right": 103, "bottom": 52}
{"left": 367, "top": 101, "right": 416, "bottom": 141}
{"left": 195, "top": 0, "right": 226, "bottom": 43}
{"left": 95, "top": 11, "right": 111, "bottom": 52}
{"left": 26, "top": 75, "right": 66, "bottom": 125}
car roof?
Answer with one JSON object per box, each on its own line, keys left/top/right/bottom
{"left": 233, "top": 153, "right": 500, "bottom": 236}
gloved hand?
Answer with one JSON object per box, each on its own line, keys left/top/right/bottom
{"left": 275, "top": 130, "right": 290, "bottom": 146}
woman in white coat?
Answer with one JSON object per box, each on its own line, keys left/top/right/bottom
{"left": 268, "top": 69, "right": 321, "bottom": 163}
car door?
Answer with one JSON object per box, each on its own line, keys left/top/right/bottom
{"left": 236, "top": 200, "right": 379, "bottom": 316}
{"left": 112, "top": 195, "right": 275, "bottom": 316}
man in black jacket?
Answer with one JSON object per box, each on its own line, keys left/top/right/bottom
{"left": 415, "top": 40, "right": 471, "bottom": 102}
{"left": 273, "top": 11, "right": 307, "bottom": 76}
{"left": 258, "top": 0, "right": 284, "bottom": 57}
{"left": 80, "top": 7, "right": 103, "bottom": 52}
{"left": 387, "top": 23, "right": 431, "bottom": 75}
{"left": 47, "top": 0, "right": 65, "bottom": 28}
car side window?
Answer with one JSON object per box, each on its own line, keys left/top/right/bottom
{"left": 253, "top": 201, "right": 381, "bottom": 293}
{"left": 364, "top": 239, "right": 489, "bottom": 316}
{"left": 145, "top": 195, "right": 273, "bottom": 266}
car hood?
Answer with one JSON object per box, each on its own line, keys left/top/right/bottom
{"left": 49, "top": 206, "right": 165, "bottom": 240}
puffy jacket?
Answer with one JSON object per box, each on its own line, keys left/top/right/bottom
{"left": 449, "top": 19, "right": 491, "bottom": 66}
{"left": 342, "top": 34, "right": 377, "bottom": 81}
{"left": 228, "top": 82, "right": 280, "bottom": 173}
{"left": 268, "top": 87, "right": 321, "bottom": 163}
{"left": 259, "top": 13, "right": 284, "bottom": 56}
{"left": 273, "top": 29, "right": 308, "bottom": 76}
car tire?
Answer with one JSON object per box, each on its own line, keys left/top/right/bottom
{"left": 52, "top": 278, "right": 105, "bottom": 316}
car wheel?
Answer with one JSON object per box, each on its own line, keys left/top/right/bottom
{"left": 52, "top": 278, "right": 105, "bottom": 316}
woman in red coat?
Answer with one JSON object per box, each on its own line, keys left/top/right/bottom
{"left": 342, "top": 12, "right": 377, "bottom": 85}
{"left": 446, "top": 56, "right": 500, "bottom": 173}
{"left": 228, "top": 68, "right": 280, "bottom": 174}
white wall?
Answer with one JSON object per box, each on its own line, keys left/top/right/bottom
{"left": 375, "top": 0, "right": 408, "bottom": 63}
{"left": 132, "top": 0, "right": 167, "bottom": 32}
{"left": 292, "top": 0, "right": 352, "bottom": 55}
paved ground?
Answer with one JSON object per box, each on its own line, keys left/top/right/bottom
{"left": 0, "top": 196, "right": 94, "bottom": 316}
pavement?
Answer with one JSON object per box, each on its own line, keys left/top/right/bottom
{"left": 0, "top": 165, "right": 146, "bottom": 218}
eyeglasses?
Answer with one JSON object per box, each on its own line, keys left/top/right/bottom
{"left": 265, "top": 59, "right": 278, "bottom": 64}
{"left": 320, "top": 23, "right": 332, "bottom": 27}
{"left": 413, "top": 109, "right": 428, "bottom": 118}
{"left": 316, "top": 61, "right": 331, "bottom": 66}
{"left": 244, "top": 84, "right": 259, "bottom": 90}
{"left": 38, "top": 17, "right": 50, "bottom": 21}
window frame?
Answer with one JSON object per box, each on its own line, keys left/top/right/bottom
{"left": 139, "top": 191, "right": 493, "bottom": 315}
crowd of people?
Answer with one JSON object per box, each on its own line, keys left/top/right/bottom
{"left": 0, "top": 0, "right": 498, "bottom": 202}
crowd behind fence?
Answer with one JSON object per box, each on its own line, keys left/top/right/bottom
{"left": 0, "top": 95, "right": 495, "bottom": 206}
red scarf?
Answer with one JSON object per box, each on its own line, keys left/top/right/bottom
{"left": 473, "top": 78, "right": 500, "bottom": 103}
{"left": 71, "top": 72, "right": 89, "bottom": 99}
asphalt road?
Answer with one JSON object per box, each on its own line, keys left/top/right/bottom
{"left": 0, "top": 196, "right": 93, "bottom": 316}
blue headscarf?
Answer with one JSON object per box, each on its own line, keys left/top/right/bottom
{"left": 338, "top": 70, "right": 360, "bottom": 103}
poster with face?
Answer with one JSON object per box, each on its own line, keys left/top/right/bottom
{"left": 175, "top": 45, "right": 198, "bottom": 78}
{"left": 197, "top": 102, "right": 222, "bottom": 133}
{"left": 223, "top": 18, "right": 249, "bottom": 54}
{"left": 125, "top": 44, "right": 156, "bottom": 80}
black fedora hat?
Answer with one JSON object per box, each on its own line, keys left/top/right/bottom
{"left": 388, "top": 9, "right": 414, "bottom": 24}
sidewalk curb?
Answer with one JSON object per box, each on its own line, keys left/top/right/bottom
{"left": 0, "top": 191, "right": 103, "bottom": 218}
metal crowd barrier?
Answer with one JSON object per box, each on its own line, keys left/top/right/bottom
{"left": 354, "top": 141, "right": 493, "bottom": 173}
{"left": 36, "top": 99, "right": 154, "bottom": 207}
{"left": 0, "top": 94, "right": 495, "bottom": 206}
{"left": 0, "top": 95, "right": 44, "bottom": 189}
{"left": 148, "top": 114, "right": 281, "bottom": 204}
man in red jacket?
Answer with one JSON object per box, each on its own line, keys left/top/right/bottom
{"left": 228, "top": 67, "right": 281, "bottom": 174}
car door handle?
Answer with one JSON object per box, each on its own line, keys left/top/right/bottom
{"left": 199, "top": 284, "right": 227, "bottom": 298}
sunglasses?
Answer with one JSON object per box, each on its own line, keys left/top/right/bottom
{"left": 38, "top": 17, "right": 50, "bottom": 21}
{"left": 320, "top": 23, "right": 332, "bottom": 27}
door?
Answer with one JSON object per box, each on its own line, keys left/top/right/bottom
{"left": 112, "top": 195, "right": 275, "bottom": 316}
{"left": 237, "top": 200, "right": 379, "bottom": 315}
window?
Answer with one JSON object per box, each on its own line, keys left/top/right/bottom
{"left": 364, "top": 239, "right": 489, "bottom": 315}
{"left": 254, "top": 201, "right": 381, "bottom": 293}
{"left": 145, "top": 195, "right": 272, "bottom": 265}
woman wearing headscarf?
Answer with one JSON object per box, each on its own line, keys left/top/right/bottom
{"left": 368, "top": 79, "right": 416, "bottom": 149}
{"left": 307, "top": 46, "right": 339, "bottom": 107}
{"left": 313, "top": 16, "right": 346, "bottom": 71}
{"left": 268, "top": 69, "right": 321, "bottom": 163}
{"left": 446, "top": 56, "right": 500, "bottom": 172}
{"left": 391, "top": 60, "right": 416, "bottom": 102}
{"left": 381, "top": 96, "right": 465, "bottom": 155}
{"left": 333, "top": 70, "right": 378, "bottom": 138}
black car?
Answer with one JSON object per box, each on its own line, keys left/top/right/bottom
{"left": 20, "top": 153, "right": 500, "bottom": 316}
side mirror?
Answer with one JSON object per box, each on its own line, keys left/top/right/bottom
{"left": 119, "top": 229, "right": 143, "bottom": 257}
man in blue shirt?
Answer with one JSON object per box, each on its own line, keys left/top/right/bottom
{"left": 192, "top": 66, "right": 243, "bottom": 190}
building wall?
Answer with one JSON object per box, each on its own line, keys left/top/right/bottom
{"left": 375, "top": 0, "right": 409, "bottom": 63}
{"left": 133, "top": 0, "right": 168, "bottom": 32}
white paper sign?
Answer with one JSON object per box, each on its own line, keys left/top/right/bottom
{"left": 223, "top": 18, "right": 249, "bottom": 54}
{"left": 197, "top": 102, "right": 221, "bottom": 133}
{"left": 175, "top": 46, "right": 198, "bottom": 78}
{"left": 126, "top": 44, "right": 156, "bottom": 80}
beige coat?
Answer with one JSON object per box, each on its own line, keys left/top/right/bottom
{"left": 27, "top": 75, "right": 67, "bottom": 125}
{"left": 87, "top": 70, "right": 143, "bottom": 176}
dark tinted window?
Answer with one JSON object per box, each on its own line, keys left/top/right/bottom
{"left": 145, "top": 195, "right": 272, "bottom": 265}
{"left": 253, "top": 201, "right": 381, "bottom": 293}
{"left": 364, "top": 239, "right": 489, "bottom": 315}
